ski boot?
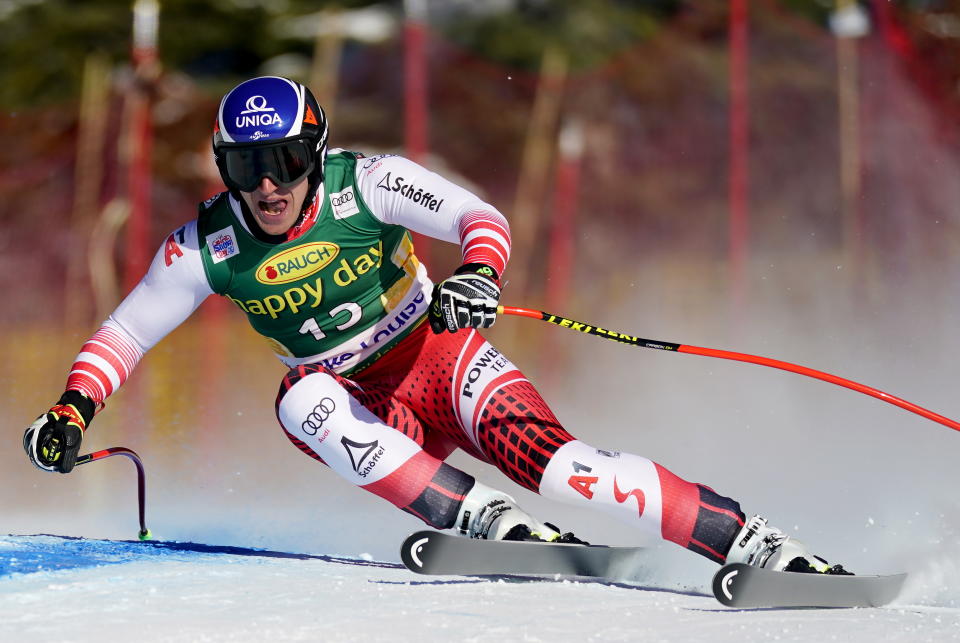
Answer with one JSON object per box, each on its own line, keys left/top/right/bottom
{"left": 455, "top": 482, "right": 586, "bottom": 544}
{"left": 725, "top": 515, "right": 852, "bottom": 575}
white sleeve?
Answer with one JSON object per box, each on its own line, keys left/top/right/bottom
{"left": 66, "top": 221, "right": 214, "bottom": 403}
{"left": 354, "top": 155, "right": 511, "bottom": 274}
{"left": 111, "top": 220, "right": 214, "bottom": 351}
{"left": 354, "top": 155, "right": 489, "bottom": 241}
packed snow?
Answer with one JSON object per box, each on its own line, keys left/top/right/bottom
{"left": 0, "top": 533, "right": 956, "bottom": 642}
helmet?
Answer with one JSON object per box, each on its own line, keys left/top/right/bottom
{"left": 212, "top": 76, "right": 328, "bottom": 203}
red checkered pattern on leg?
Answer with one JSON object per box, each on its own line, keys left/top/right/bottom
{"left": 473, "top": 380, "right": 576, "bottom": 492}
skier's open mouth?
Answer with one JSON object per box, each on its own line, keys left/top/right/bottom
{"left": 259, "top": 199, "right": 287, "bottom": 217}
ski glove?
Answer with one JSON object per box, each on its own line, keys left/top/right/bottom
{"left": 23, "top": 390, "right": 96, "bottom": 474}
{"left": 429, "top": 263, "right": 501, "bottom": 334}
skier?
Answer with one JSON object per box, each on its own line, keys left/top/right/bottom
{"left": 24, "top": 76, "right": 846, "bottom": 575}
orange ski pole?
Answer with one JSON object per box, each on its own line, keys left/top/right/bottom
{"left": 498, "top": 305, "right": 960, "bottom": 434}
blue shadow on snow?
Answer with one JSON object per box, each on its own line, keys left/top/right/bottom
{"left": 0, "top": 533, "right": 401, "bottom": 578}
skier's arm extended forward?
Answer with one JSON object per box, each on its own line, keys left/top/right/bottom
{"left": 24, "top": 220, "right": 213, "bottom": 473}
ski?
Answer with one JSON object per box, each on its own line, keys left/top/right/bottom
{"left": 712, "top": 562, "right": 907, "bottom": 608}
{"left": 401, "top": 531, "right": 907, "bottom": 608}
{"left": 400, "top": 530, "right": 646, "bottom": 578}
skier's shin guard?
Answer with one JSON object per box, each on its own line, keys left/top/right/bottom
{"left": 538, "top": 440, "right": 744, "bottom": 563}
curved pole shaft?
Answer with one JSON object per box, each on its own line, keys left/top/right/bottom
{"left": 76, "top": 446, "right": 150, "bottom": 539}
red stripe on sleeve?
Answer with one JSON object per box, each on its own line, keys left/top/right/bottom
{"left": 68, "top": 379, "right": 105, "bottom": 404}
{"left": 66, "top": 366, "right": 112, "bottom": 402}
{"left": 63, "top": 323, "right": 145, "bottom": 405}
{"left": 97, "top": 327, "right": 143, "bottom": 371}
{"left": 457, "top": 210, "right": 511, "bottom": 276}
{"left": 84, "top": 341, "right": 131, "bottom": 381}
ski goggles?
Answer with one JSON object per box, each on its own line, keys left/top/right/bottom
{"left": 219, "top": 139, "right": 315, "bottom": 193}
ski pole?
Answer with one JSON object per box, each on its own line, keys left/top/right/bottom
{"left": 76, "top": 447, "right": 152, "bottom": 540}
{"left": 498, "top": 305, "right": 960, "bottom": 434}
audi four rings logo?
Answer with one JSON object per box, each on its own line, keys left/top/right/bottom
{"left": 301, "top": 398, "right": 336, "bottom": 436}
{"left": 331, "top": 192, "right": 354, "bottom": 207}
{"left": 241, "top": 95, "right": 275, "bottom": 114}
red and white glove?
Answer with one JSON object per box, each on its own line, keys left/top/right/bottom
{"left": 429, "top": 263, "right": 501, "bottom": 333}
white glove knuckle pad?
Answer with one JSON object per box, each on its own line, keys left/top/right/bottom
{"left": 24, "top": 417, "right": 56, "bottom": 472}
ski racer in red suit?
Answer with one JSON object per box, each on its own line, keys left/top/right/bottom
{"left": 24, "top": 76, "right": 848, "bottom": 574}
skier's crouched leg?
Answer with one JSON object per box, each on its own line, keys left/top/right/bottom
{"left": 539, "top": 440, "right": 746, "bottom": 563}
{"left": 274, "top": 363, "right": 475, "bottom": 529}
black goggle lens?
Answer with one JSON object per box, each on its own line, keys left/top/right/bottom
{"left": 221, "top": 141, "right": 314, "bottom": 192}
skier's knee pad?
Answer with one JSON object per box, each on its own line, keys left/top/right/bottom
{"left": 539, "top": 439, "right": 744, "bottom": 561}
{"left": 275, "top": 367, "right": 423, "bottom": 487}
{"left": 539, "top": 439, "right": 666, "bottom": 541}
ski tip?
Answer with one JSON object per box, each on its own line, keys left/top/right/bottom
{"left": 712, "top": 563, "right": 749, "bottom": 607}
{"left": 400, "top": 530, "right": 436, "bottom": 574}
{"left": 712, "top": 563, "right": 908, "bottom": 609}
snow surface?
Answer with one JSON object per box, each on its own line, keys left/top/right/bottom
{"left": 0, "top": 534, "right": 956, "bottom": 642}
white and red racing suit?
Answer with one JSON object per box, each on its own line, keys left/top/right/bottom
{"left": 62, "top": 152, "right": 746, "bottom": 563}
